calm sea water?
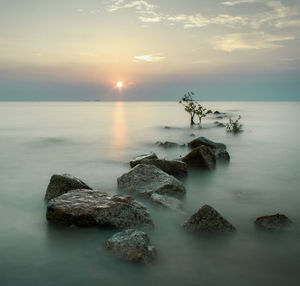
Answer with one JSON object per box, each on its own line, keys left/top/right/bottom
{"left": 0, "top": 101, "right": 299, "bottom": 286}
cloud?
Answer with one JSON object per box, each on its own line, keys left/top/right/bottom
{"left": 222, "top": 0, "right": 259, "bottom": 6}
{"left": 108, "top": 0, "right": 156, "bottom": 13}
{"left": 107, "top": 0, "right": 247, "bottom": 29}
{"left": 250, "top": 1, "right": 300, "bottom": 28}
{"left": 215, "top": 32, "right": 294, "bottom": 52}
{"left": 134, "top": 53, "right": 165, "bottom": 62}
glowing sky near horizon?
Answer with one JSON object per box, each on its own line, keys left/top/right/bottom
{"left": 0, "top": 0, "right": 299, "bottom": 100}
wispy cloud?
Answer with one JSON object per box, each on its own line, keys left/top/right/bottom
{"left": 134, "top": 53, "right": 165, "bottom": 62}
{"left": 215, "top": 32, "right": 294, "bottom": 52}
{"left": 107, "top": 0, "right": 247, "bottom": 28}
{"left": 222, "top": 0, "right": 260, "bottom": 6}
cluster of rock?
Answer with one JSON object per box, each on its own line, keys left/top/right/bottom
{"left": 43, "top": 132, "right": 293, "bottom": 264}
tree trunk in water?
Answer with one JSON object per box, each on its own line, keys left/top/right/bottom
{"left": 190, "top": 116, "right": 195, "bottom": 125}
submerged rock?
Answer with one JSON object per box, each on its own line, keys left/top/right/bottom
{"left": 182, "top": 146, "right": 216, "bottom": 170}
{"left": 214, "top": 121, "right": 226, "bottom": 128}
{"left": 46, "top": 189, "right": 154, "bottom": 228}
{"left": 156, "top": 141, "right": 184, "bottom": 148}
{"left": 105, "top": 229, "right": 157, "bottom": 263}
{"left": 150, "top": 193, "right": 183, "bottom": 210}
{"left": 188, "top": 137, "right": 226, "bottom": 150}
{"left": 130, "top": 153, "right": 158, "bottom": 168}
{"left": 255, "top": 214, "right": 292, "bottom": 231}
{"left": 182, "top": 205, "right": 235, "bottom": 233}
{"left": 118, "top": 164, "right": 186, "bottom": 198}
{"left": 45, "top": 174, "right": 92, "bottom": 201}
{"left": 131, "top": 158, "right": 187, "bottom": 177}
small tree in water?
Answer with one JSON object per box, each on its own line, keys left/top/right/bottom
{"left": 179, "top": 91, "right": 212, "bottom": 126}
{"left": 226, "top": 115, "right": 242, "bottom": 133}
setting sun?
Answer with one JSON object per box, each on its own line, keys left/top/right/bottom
{"left": 117, "top": 81, "right": 123, "bottom": 88}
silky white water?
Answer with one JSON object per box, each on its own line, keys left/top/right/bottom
{"left": 0, "top": 101, "right": 299, "bottom": 286}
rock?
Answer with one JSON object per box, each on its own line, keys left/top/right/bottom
{"left": 46, "top": 189, "right": 154, "bottom": 228}
{"left": 156, "top": 141, "right": 184, "bottom": 148}
{"left": 117, "top": 164, "right": 186, "bottom": 198}
{"left": 182, "top": 205, "right": 235, "bottom": 232}
{"left": 164, "top": 126, "right": 171, "bottom": 129}
{"left": 187, "top": 137, "right": 229, "bottom": 164}
{"left": 105, "top": 229, "right": 157, "bottom": 263}
{"left": 214, "top": 111, "right": 221, "bottom": 114}
{"left": 182, "top": 146, "right": 216, "bottom": 170}
{"left": 188, "top": 137, "right": 226, "bottom": 150}
{"left": 255, "top": 214, "right": 292, "bottom": 231}
{"left": 132, "top": 158, "right": 187, "bottom": 177}
{"left": 150, "top": 193, "right": 183, "bottom": 210}
{"left": 130, "top": 153, "right": 158, "bottom": 168}
{"left": 45, "top": 174, "right": 92, "bottom": 201}
{"left": 215, "top": 149, "right": 230, "bottom": 162}
{"left": 190, "top": 133, "right": 196, "bottom": 137}
{"left": 216, "top": 116, "right": 223, "bottom": 119}
{"left": 214, "top": 121, "right": 226, "bottom": 127}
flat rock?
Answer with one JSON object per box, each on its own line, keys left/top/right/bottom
{"left": 130, "top": 153, "right": 158, "bottom": 168}
{"left": 156, "top": 141, "right": 184, "bottom": 148}
{"left": 150, "top": 193, "right": 183, "bottom": 210}
{"left": 45, "top": 174, "right": 92, "bottom": 201}
{"left": 255, "top": 214, "right": 292, "bottom": 231}
{"left": 182, "top": 205, "right": 235, "bottom": 233}
{"left": 182, "top": 146, "right": 216, "bottom": 170}
{"left": 46, "top": 189, "right": 154, "bottom": 228}
{"left": 132, "top": 158, "right": 187, "bottom": 177}
{"left": 105, "top": 229, "right": 157, "bottom": 263}
{"left": 117, "top": 164, "right": 186, "bottom": 198}
{"left": 188, "top": 137, "right": 226, "bottom": 150}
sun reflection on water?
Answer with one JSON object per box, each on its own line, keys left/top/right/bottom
{"left": 112, "top": 102, "right": 128, "bottom": 160}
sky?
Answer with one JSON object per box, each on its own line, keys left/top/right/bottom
{"left": 0, "top": 0, "right": 299, "bottom": 101}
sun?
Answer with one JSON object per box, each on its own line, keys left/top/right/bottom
{"left": 116, "top": 81, "right": 123, "bottom": 88}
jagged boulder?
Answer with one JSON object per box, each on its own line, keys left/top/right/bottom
{"left": 131, "top": 158, "right": 187, "bottom": 177}
{"left": 45, "top": 174, "right": 92, "bottom": 201}
{"left": 187, "top": 137, "right": 230, "bottom": 163}
{"left": 46, "top": 189, "right": 154, "bottom": 228}
{"left": 255, "top": 214, "right": 292, "bottom": 231}
{"left": 182, "top": 205, "right": 235, "bottom": 232}
{"left": 105, "top": 229, "right": 157, "bottom": 263}
{"left": 130, "top": 153, "right": 158, "bottom": 168}
{"left": 150, "top": 193, "right": 183, "bottom": 210}
{"left": 117, "top": 164, "right": 186, "bottom": 198}
{"left": 188, "top": 137, "right": 226, "bottom": 150}
{"left": 182, "top": 146, "right": 216, "bottom": 170}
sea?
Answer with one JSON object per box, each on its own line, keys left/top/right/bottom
{"left": 0, "top": 101, "right": 299, "bottom": 286}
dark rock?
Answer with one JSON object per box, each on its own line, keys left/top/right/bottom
{"left": 118, "top": 164, "right": 186, "bottom": 198}
{"left": 182, "top": 146, "right": 216, "bottom": 170}
{"left": 150, "top": 193, "right": 183, "bottom": 210}
{"left": 46, "top": 189, "right": 154, "bottom": 228}
{"left": 255, "top": 214, "right": 292, "bottom": 231}
{"left": 45, "top": 174, "right": 92, "bottom": 201}
{"left": 105, "top": 229, "right": 157, "bottom": 263}
{"left": 214, "top": 121, "right": 226, "bottom": 127}
{"left": 182, "top": 205, "right": 235, "bottom": 232}
{"left": 216, "top": 116, "right": 223, "bottom": 119}
{"left": 190, "top": 133, "right": 196, "bottom": 137}
{"left": 214, "top": 111, "right": 221, "bottom": 114}
{"left": 132, "top": 158, "right": 187, "bottom": 177}
{"left": 187, "top": 137, "right": 229, "bottom": 164}
{"left": 164, "top": 126, "right": 171, "bottom": 129}
{"left": 215, "top": 149, "right": 230, "bottom": 163}
{"left": 130, "top": 153, "right": 158, "bottom": 168}
{"left": 156, "top": 141, "right": 184, "bottom": 148}
{"left": 188, "top": 137, "right": 226, "bottom": 150}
